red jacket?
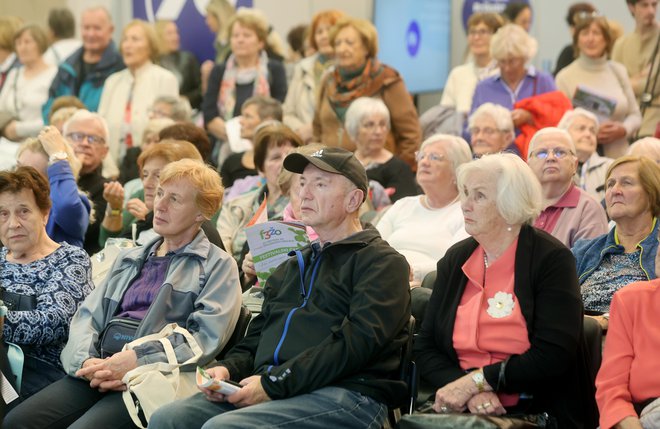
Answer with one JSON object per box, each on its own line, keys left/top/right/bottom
{"left": 514, "top": 91, "right": 573, "bottom": 159}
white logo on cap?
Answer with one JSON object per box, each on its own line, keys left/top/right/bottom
{"left": 311, "top": 149, "right": 324, "bottom": 158}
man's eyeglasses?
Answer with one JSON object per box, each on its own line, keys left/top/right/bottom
{"left": 530, "top": 148, "right": 575, "bottom": 160}
{"left": 66, "top": 132, "right": 106, "bottom": 146}
{"left": 415, "top": 151, "right": 446, "bottom": 162}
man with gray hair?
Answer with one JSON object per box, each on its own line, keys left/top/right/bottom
{"left": 64, "top": 110, "right": 110, "bottom": 254}
{"left": 42, "top": 6, "right": 124, "bottom": 121}
{"left": 467, "top": 102, "right": 520, "bottom": 158}
{"left": 151, "top": 147, "right": 411, "bottom": 429}
{"left": 527, "top": 127, "right": 608, "bottom": 248}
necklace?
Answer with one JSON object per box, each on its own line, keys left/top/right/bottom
{"left": 423, "top": 194, "right": 459, "bottom": 210}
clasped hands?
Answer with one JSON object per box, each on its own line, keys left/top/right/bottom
{"left": 76, "top": 349, "right": 138, "bottom": 392}
{"left": 197, "top": 365, "right": 271, "bottom": 408}
{"left": 433, "top": 371, "right": 506, "bottom": 416}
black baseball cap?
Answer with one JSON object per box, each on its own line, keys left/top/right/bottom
{"left": 283, "top": 147, "right": 368, "bottom": 201}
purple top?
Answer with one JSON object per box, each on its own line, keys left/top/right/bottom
{"left": 470, "top": 66, "right": 556, "bottom": 114}
{"left": 116, "top": 254, "right": 172, "bottom": 319}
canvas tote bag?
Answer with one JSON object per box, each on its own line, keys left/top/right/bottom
{"left": 121, "top": 323, "right": 203, "bottom": 428}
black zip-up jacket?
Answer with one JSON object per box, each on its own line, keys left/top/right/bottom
{"left": 220, "top": 227, "right": 411, "bottom": 407}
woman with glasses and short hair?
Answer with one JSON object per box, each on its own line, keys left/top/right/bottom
{"left": 467, "top": 102, "right": 520, "bottom": 158}
{"left": 377, "top": 134, "right": 472, "bottom": 288}
{"left": 441, "top": 12, "right": 504, "bottom": 116}
{"left": 15, "top": 126, "right": 91, "bottom": 248}
{"left": 527, "top": 127, "right": 608, "bottom": 248}
{"left": 470, "top": 24, "right": 556, "bottom": 132}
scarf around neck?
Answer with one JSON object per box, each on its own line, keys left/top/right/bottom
{"left": 218, "top": 50, "right": 271, "bottom": 121}
{"left": 325, "top": 58, "right": 398, "bottom": 124}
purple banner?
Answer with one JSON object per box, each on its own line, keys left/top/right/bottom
{"left": 132, "top": 0, "right": 253, "bottom": 62}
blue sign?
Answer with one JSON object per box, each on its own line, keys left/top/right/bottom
{"left": 406, "top": 20, "right": 421, "bottom": 57}
{"left": 461, "top": 0, "right": 530, "bottom": 32}
{"left": 133, "top": 0, "right": 253, "bottom": 62}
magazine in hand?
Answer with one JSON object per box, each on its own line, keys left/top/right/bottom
{"left": 245, "top": 220, "right": 309, "bottom": 285}
{"left": 572, "top": 85, "right": 618, "bottom": 122}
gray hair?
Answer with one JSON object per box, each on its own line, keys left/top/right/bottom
{"left": 557, "top": 108, "right": 599, "bottom": 131}
{"left": 490, "top": 23, "right": 538, "bottom": 61}
{"left": 152, "top": 95, "right": 192, "bottom": 122}
{"left": 527, "top": 127, "right": 576, "bottom": 159}
{"left": 457, "top": 153, "right": 542, "bottom": 225}
{"left": 628, "top": 137, "right": 660, "bottom": 163}
{"left": 63, "top": 109, "right": 110, "bottom": 142}
{"left": 420, "top": 134, "right": 473, "bottom": 172}
{"left": 344, "top": 97, "right": 391, "bottom": 141}
{"left": 468, "top": 102, "right": 514, "bottom": 133}
{"left": 142, "top": 117, "right": 175, "bottom": 141}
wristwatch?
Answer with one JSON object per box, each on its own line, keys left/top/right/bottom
{"left": 472, "top": 370, "right": 485, "bottom": 393}
{"left": 49, "top": 151, "right": 68, "bottom": 164}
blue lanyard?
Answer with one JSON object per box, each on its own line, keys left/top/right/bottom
{"left": 269, "top": 249, "right": 323, "bottom": 367}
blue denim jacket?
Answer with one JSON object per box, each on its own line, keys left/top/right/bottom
{"left": 572, "top": 218, "right": 659, "bottom": 284}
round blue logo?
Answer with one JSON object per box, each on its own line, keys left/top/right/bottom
{"left": 406, "top": 20, "right": 421, "bottom": 57}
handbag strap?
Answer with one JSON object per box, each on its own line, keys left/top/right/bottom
{"left": 121, "top": 323, "right": 204, "bottom": 378}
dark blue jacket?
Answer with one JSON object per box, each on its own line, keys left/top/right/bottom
{"left": 46, "top": 161, "right": 91, "bottom": 248}
{"left": 42, "top": 41, "right": 124, "bottom": 121}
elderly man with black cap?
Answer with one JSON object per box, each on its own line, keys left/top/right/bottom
{"left": 150, "top": 147, "right": 412, "bottom": 429}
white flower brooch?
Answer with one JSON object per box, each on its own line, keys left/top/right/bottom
{"left": 486, "top": 292, "right": 515, "bottom": 319}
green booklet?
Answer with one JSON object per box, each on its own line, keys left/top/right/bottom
{"left": 245, "top": 221, "right": 309, "bottom": 285}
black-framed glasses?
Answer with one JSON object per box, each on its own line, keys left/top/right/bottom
{"left": 531, "top": 148, "right": 575, "bottom": 160}
{"left": 66, "top": 132, "right": 106, "bottom": 146}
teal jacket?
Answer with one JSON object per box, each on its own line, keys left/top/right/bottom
{"left": 42, "top": 41, "right": 124, "bottom": 121}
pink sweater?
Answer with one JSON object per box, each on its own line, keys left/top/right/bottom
{"left": 596, "top": 279, "right": 660, "bottom": 428}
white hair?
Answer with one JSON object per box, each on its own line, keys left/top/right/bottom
{"left": 456, "top": 153, "right": 543, "bottom": 225}
{"left": 490, "top": 23, "right": 538, "bottom": 61}
{"left": 557, "top": 108, "right": 599, "bottom": 131}
{"left": 63, "top": 110, "right": 110, "bottom": 142}
{"left": 628, "top": 137, "right": 660, "bottom": 162}
{"left": 527, "top": 127, "right": 576, "bottom": 159}
{"left": 344, "top": 97, "right": 391, "bottom": 141}
{"left": 420, "top": 134, "right": 473, "bottom": 172}
{"left": 468, "top": 102, "right": 514, "bottom": 133}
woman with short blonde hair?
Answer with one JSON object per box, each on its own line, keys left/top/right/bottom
{"left": 98, "top": 19, "right": 179, "bottom": 178}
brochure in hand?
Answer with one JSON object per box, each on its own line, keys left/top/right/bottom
{"left": 572, "top": 85, "right": 618, "bottom": 122}
{"left": 245, "top": 220, "right": 309, "bottom": 285}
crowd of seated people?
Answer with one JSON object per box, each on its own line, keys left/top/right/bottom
{"left": 3, "top": 2, "right": 660, "bottom": 428}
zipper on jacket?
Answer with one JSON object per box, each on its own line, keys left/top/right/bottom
{"left": 269, "top": 250, "right": 323, "bottom": 369}
{"left": 579, "top": 244, "right": 618, "bottom": 283}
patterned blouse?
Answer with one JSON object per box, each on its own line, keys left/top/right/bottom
{"left": 1, "top": 243, "right": 94, "bottom": 368}
{"left": 580, "top": 250, "right": 648, "bottom": 313}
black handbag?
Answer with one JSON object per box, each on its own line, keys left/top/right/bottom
{"left": 399, "top": 412, "right": 551, "bottom": 429}
{"left": 98, "top": 317, "right": 141, "bottom": 358}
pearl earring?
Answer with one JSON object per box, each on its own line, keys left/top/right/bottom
{"left": 507, "top": 225, "right": 512, "bottom": 232}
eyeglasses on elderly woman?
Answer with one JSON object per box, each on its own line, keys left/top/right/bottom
{"left": 415, "top": 151, "right": 447, "bottom": 163}
{"left": 530, "top": 148, "right": 575, "bottom": 160}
